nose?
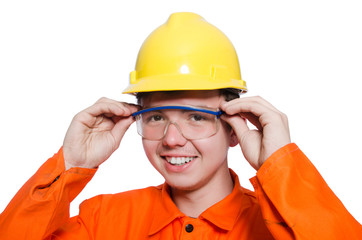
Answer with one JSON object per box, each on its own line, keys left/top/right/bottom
{"left": 162, "top": 122, "right": 187, "bottom": 147}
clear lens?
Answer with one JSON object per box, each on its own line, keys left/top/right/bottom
{"left": 135, "top": 106, "right": 220, "bottom": 140}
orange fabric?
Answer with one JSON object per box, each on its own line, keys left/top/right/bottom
{"left": 0, "top": 144, "right": 361, "bottom": 239}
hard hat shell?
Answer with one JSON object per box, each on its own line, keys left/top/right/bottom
{"left": 123, "top": 12, "right": 247, "bottom": 94}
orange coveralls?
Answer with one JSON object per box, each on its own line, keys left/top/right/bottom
{"left": 0, "top": 143, "right": 361, "bottom": 239}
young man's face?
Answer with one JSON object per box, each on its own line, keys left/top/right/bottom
{"left": 140, "top": 90, "right": 236, "bottom": 191}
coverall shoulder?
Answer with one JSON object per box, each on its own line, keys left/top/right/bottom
{"left": 0, "top": 143, "right": 361, "bottom": 239}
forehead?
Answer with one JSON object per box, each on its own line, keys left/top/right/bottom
{"left": 140, "top": 90, "right": 222, "bottom": 108}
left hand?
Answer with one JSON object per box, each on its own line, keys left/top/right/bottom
{"left": 220, "top": 96, "right": 291, "bottom": 170}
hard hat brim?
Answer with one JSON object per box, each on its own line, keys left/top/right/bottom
{"left": 122, "top": 74, "right": 247, "bottom": 94}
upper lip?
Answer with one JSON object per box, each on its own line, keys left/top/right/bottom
{"left": 160, "top": 153, "right": 197, "bottom": 158}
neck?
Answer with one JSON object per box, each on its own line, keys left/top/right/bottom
{"left": 170, "top": 166, "right": 234, "bottom": 218}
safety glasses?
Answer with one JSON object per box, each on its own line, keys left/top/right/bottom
{"left": 132, "top": 105, "right": 223, "bottom": 140}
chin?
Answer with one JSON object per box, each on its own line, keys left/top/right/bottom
{"left": 163, "top": 173, "right": 206, "bottom": 192}
{"left": 167, "top": 181, "right": 199, "bottom": 192}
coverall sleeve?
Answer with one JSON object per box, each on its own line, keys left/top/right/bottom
{"left": 0, "top": 148, "right": 97, "bottom": 240}
{"left": 250, "top": 143, "right": 362, "bottom": 240}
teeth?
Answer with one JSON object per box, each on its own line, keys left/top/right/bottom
{"left": 167, "top": 157, "right": 195, "bottom": 166}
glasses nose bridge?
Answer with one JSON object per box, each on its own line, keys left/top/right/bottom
{"left": 163, "top": 120, "right": 184, "bottom": 138}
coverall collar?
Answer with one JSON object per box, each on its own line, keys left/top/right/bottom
{"left": 148, "top": 169, "right": 253, "bottom": 235}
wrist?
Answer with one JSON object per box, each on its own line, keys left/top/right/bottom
{"left": 64, "top": 160, "right": 98, "bottom": 171}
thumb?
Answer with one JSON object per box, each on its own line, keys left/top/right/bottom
{"left": 111, "top": 116, "right": 135, "bottom": 145}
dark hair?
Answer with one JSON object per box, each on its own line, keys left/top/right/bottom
{"left": 136, "top": 89, "right": 240, "bottom": 106}
{"left": 220, "top": 88, "right": 241, "bottom": 102}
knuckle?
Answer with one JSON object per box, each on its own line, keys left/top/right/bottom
{"left": 92, "top": 101, "right": 104, "bottom": 109}
{"left": 73, "top": 111, "right": 86, "bottom": 121}
{"left": 280, "top": 112, "right": 288, "bottom": 120}
{"left": 277, "top": 112, "right": 288, "bottom": 124}
{"left": 253, "top": 95, "right": 264, "bottom": 101}
{"left": 119, "top": 102, "right": 129, "bottom": 108}
{"left": 97, "top": 97, "right": 109, "bottom": 103}
{"left": 267, "top": 111, "right": 283, "bottom": 122}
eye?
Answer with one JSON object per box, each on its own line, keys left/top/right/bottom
{"left": 145, "top": 114, "right": 164, "bottom": 123}
{"left": 190, "top": 114, "right": 206, "bottom": 121}
{"left": 152, "top": 115, "right": 163, "bottom": 121}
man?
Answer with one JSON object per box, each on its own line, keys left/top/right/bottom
{"left": 0, "top": 12, "right": 361, "bottom": 239}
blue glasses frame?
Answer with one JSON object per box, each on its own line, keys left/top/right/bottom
{"left": 132, "top": 106, "right": 223, "bottom": 118}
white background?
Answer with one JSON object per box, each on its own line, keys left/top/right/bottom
{"left": 0, "top": 0, "right": 361, "bottom": 223}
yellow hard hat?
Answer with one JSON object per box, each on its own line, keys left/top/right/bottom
{"left": 123, "top": 12, "right": 247, "bottom": 94}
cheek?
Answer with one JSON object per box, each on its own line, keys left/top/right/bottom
{"left": 193, "top": 126, "right": 231, "bottom": 159}
{"left": 142, "top": 140, "right": 158, "bottom": 165}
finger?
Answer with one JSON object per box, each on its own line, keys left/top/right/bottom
{"left": 238, "top": 112, "right": 263, "bottom": 131}
{"left": 72, "top": 103, "right": 128, "bottom": 129}
{"left": 94, "top": 97, "right": 140, "bottom": 114}
{"left": 111, "top": 116, "right": 135, "bottom": 144}
{"left": 96, "top": 97, "right": 140, "bottom": 109}
{"left": 249, "top": 96, "right": 279, "bottom": 112}
{"left": 221, "top": 98, "right": 285, "bottom": 128}
{"left": 221, "top": 114, "right": 249, "bottom": 142}
{"left": 85, "top": 102, "right": 137, "bottom": 119}
{"left": 222, "top": 96, "right": 280, "bottom": 113}
{"left": 221, "top": 98, "right": 277, "bottom": 117}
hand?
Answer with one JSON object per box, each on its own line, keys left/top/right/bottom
{"left": 220, "top": 96, "right": 291, "bottom": 170}
{"left": 63, "top": 97, "right": 139, "bottom": 170}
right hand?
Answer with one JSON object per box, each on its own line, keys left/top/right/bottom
{"left": 63, "top": 97, "right": 139, "bottom": 170}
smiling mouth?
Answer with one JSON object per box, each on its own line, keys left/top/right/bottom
{"left": 164, "top": 156, "right": 196, "bottom": 166}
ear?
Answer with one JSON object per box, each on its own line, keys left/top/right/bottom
{"left": 229, "top": 129, "right": 239, "bottom": 147}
